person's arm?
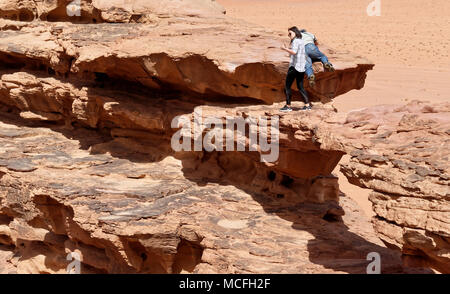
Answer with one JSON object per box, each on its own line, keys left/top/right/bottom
{"left": 281, "top": 40, "right": 298, "bottom": 55}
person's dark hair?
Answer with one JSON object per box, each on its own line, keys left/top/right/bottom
{"left": 288, "top": 26, "right": 302, "bottom": 39}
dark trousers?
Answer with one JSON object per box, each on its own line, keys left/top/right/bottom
{"left": 285, "top": 66, "right": 310, "bottom": 105}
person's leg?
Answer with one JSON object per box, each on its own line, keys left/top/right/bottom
{"left": 308, "top": 44, "right": 329, "bottom": 64}
{"left": 305, "top": 44, "right": 317, "bottom": 87}
{"left": 284, "top": 67, "right": 296, "bottom": 106}
{"left": 316, "top": 47, "right": 329, "bottom": 65}
{"left": 305, "top": 47, "right": 314, "bottom": 78}
{"left": 308, "top": 44, "right": 334, "bottom": 71}
{"left": 295, "top": 71, "right": 311, "bottom": 108}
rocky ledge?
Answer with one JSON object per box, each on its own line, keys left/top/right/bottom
{"left": 0, "top": 0, "right": 448, "bottom": 274}
{"left": 0, "top": 103, "right": 428, "bottom": 274}
{"left": 340, "top": 101, "right": 450, "bottom": 273}
{"left": 0, "top": 1, "right": 372, "bottom": 104}
{"left": 0, "top": 95, "right": 447, "bottom": 273}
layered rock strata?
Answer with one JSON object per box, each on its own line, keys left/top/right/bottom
{"left": 0, "top": 104, "right": 417, "bottom": 274}
{"left": 0, "top": 0, "right": 447, "bottom": 274}
{"left": 340, "top": 101, "right": 450, "bottom": 273}
{"left": 0, "top": 1, "right": 373, "bottom": 104}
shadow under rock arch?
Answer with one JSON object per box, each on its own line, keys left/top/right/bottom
{"left": 176, "top": 151, "right": 434, "bottom": 274}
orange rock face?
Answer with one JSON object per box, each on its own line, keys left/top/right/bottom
{"left": 339, "top": 101, "right": 450, "bottom": 273}
{"left": 0, "top": 100, "right": 419, "bottom": 274}
{"left": 0, "top": 0, "right": 226, "bottom": 22}
{"left": 0, "top": 0, "right": 373, "bottom": 105}
{"left": 0, "top": 0, "right": 447, "bottom": 274}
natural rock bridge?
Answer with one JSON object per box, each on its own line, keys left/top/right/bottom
{"left": 0, "top": 0, "right": 448, "bottom": 274}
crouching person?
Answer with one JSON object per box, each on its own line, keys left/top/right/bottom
{"left": 300, "top": 29, "right": 335, "bottom": 87}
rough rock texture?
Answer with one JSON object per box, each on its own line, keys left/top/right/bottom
{"left": 339, "top": 101, "right": 450, "bottom": 273}
{"left": 1, "top": 79, "right": 446, "bottom": 274}
{"left": 0, "top": 0, "right": 226, "bottom": 22}
{"left": 0, "top": 93, "right": 444, "bottom": 273}
{"left": 0, "top": 0, "right": 446, "bottom": 274}
{"left": 0, "top": 70, "right": 346, "bottom": 179}
{"left": 0, "top": 1, "right": 373, "bottom": 105}
{"left": 0, "top": 105, "right": 423, "bottom": 274}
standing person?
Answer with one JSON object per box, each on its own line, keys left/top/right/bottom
{"left": 280, "top": 26, "right": 312, "bottom": 112}
{"left": 300, "top": 29, "right": 335, "bottom": 87}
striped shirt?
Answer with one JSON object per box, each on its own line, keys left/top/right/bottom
{"left": 289, "top": 37, "right": 306, "bottom": 72}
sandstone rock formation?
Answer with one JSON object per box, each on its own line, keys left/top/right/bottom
{"left": 0, "top": 0, "right": 226, "bottom": 22}
{"left": 339, "top": 101, "right": 450, "bottom": 273}
{"left": 0, "top": 0, "right": 373, "bottom": 105}
{"left": 0, "top": 103, "right": 421, "bottom": 274}
{"left": 0, "top": 0, "right": 446, "bottom": 274}
{"left": 1, "top": 92, "right": 445, "bottom": 273}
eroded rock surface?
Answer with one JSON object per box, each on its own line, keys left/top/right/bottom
{"left": 0, "top": 0, "right": 446, "bottom": 274}
{"left": 339, "top": 101, "right": 450, "bottom": 273}
{"left": 0, "top": 107, "right": 420, "bottom": 274}
{"left": 0, "top": 87, "right": 446, "bottom": 273}
{"left": 0, "top": 0, "right": 226, "bottom": 23}
{"left": 0, "top": 0, "right": 373, "bottom": 105}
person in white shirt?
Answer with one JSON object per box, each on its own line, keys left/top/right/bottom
{"left": 300, "top": 29, "right": 335, "bottom": 87}
{"left": 280, "top": 26, "right": 312, "bottom": 112}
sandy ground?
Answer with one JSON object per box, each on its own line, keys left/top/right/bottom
{"left": 217, "top": 0, "right": 450, "bottom": 217}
